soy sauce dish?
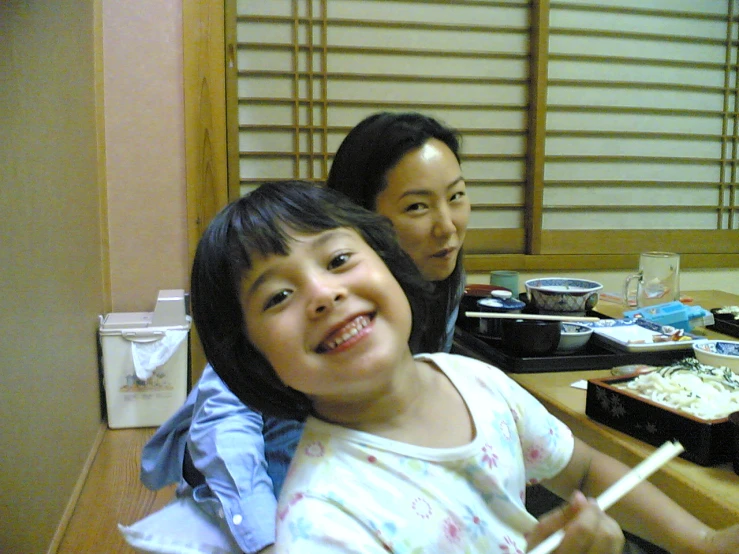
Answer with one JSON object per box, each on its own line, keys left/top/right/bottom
{"left": 692, "top": 340, "right": 739, "bottom": 374}
{"left": 557, "top": 323, "right": 594, "bottom": 353}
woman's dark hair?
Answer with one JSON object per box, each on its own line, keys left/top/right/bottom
{"left": 326, "top": 112, "right": 465, "bottom": 352}
{"left": 190, "top": 180, "right": 434, "bottom": 421}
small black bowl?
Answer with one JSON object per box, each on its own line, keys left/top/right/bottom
{"left": 501, "top": 318, "right": 561, "bottom": 356}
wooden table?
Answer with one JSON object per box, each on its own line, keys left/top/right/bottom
{"left": 508, "top": 291, "right": 739, "bottom": 527}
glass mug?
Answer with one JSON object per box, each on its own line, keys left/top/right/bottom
{"left": 623, "top": 252, "right": 680, "bottom": 308}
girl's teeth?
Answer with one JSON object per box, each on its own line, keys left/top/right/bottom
{"left": 321, "top": 316, "right": 369, "bottom": 351}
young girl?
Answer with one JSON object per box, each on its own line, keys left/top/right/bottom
{"left": 191, "top": 180, "right": 739, "bottom": 554}
{"left": 141, "top": 112, "right": 470, "bottom": 554}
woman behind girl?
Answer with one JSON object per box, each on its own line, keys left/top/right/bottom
{"left": 327, "top": 111, "right": 470, "bottom": 352}
{"left": 192, "top": 180, "right": 739, "bottom": 554}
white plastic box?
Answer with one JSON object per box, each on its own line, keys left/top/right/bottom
{"left": 99, "top": 289, "right": 191, "bottom": 429}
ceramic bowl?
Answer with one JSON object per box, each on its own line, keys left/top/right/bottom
{"left": 525, "top": 278, "right": 603, "bottom": 315}
{"left": 501, "top": 318, "right": 561, "bottom": 356}
{"left": 557, "top": 323, "right": 594, "bottom": 353}
{"left": 692, "top": 340, "right": 739, "bottom": 374}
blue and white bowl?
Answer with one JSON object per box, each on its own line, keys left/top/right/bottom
{"left": 557, "top": 323, "right": 594, "bottom": 353}
{"left": 525, "top": 278, "right": 603, "bottom": 315}
{"left": 693, "top": 340, "right": 739, "bottom": 374}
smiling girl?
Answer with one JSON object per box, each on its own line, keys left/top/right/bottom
{"left": 140, "top": 113, "right": 471, "bottom": 554}
{"left": 190, "top": 181, "right": 739, "bottom": 554}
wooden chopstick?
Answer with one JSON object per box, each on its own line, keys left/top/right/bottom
{"left": 527, "top": 440, "right": 685, "bottom": 554}
{"left": 464, "top": 311, "right": 600, "bottom": 322}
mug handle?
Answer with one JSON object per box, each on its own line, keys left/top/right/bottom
{"left": 623, "top": 271, "right": 642, "bottom": 308}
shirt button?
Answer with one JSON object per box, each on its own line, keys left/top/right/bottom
{"left": 232, "top": 514, "right": 243, "bottom": 525}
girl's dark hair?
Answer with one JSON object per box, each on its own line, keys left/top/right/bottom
{"left": 326, "top": 111, "right": 465, "bottom": 352}
{"left": 190, "top": 180, "right": 434, "bottom": 420}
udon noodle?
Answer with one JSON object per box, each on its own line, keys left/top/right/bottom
{"left": 616, "top": 358, "right": 739, "bottom": 421}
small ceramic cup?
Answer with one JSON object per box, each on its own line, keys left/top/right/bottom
{"left": 489, "top": 270, "right": 519, "bottom": 295}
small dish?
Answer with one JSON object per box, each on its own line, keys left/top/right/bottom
{"left": 692, "top": 340, "right": 739, "bottom": 374}
{"left": 557, "top": 323, "right": 593, "bottom": 353}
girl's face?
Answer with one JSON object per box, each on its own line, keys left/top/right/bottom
{"left": 239, "top": 227, "right": 414, "bottom": 402}
{"left": 374, "top": 138, "right": 470, "bottom": 282}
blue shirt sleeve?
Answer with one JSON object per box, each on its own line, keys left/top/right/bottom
{"left": 140, "top": 386, "right": 195, "bottom": 489}
{"left": 187, "top": 364, "right": 278, "bottom": 554}
{"left": 141, "top": 363, "right": 304, "bottom": 554}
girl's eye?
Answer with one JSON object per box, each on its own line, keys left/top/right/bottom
{"left": 328, "top": 252, "right": 351, "bottom": 270}
{"left": 264, "top": 289, "right": 290, "bottom": 310}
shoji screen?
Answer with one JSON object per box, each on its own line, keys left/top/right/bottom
{"left": 231, "top": 0, "right": 739, "bottom": 264}
{"left": 541, "top": 0, "right": 738, "bottom": 257}
{"left": 233, "top": 0, "right": 531, "bottom": 254}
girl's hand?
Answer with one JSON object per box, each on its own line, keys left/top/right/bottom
{"left": 527, "top": 491, "right": 624, "bottom": 553}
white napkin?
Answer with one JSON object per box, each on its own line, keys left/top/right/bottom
{"left": 130, "top": 329, "right": 189, "bottom": 380}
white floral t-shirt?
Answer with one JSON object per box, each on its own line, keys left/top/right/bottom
{"left": 275, "top": 353, "right": 574, "bottom": 554}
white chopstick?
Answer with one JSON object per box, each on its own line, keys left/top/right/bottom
{"left": 464, "top": 311, "right": 600, "bottom": 322}
{"left": 528, "top": 440, "right": 684, "bottom": 554}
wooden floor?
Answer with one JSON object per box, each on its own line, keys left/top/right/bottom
{"left": 56, "top": 428, "right": 175, "bottom": 553}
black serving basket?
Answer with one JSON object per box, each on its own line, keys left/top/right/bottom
{"left": 585, "top": 374, "right": 734, "bottom": 466}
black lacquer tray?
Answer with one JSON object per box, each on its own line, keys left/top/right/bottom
{"left": 586, "top": 374, "right": 733, "bottom": 466}
{"left": 453, "top": 314, "right": 694, "bottom": 374}
{"left": 707, "top": 308, "right": 739, "bottom": 339}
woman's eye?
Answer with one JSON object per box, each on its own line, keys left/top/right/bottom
{"left": 404, "top": 202, "right": 426, "bottom": 213}
{"left": 264, "top": 290, "right": 290, "bottom": 310}
{"left": 328, "top": 252, "right": 351, "bottom": 270}
{"left": 450, "top": 190, "right": 466, "bottom": 202}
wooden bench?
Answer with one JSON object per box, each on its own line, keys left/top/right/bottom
{"left": 54, "top": 426, "right": 175, "bottom": 553}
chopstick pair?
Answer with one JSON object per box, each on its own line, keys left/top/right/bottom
{"left": 464, "top": 311, "right": 600, "bottom": 322}
{"left": 528, "top": 440, "right": 684, "bottom": 554}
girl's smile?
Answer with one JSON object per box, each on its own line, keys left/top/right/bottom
{"left": 315, "top": 313, "right": 374, "bottom": 354}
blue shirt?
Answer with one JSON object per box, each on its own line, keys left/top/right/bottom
{"left": 141, "top": 364, "right": 302, "bottom": 553}
{"left": 141, "top": 302, "right": 459, "bottom": 553}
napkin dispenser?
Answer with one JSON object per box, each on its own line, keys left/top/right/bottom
{"left": 99, "top": 289, "right": 191, "bottom": 429}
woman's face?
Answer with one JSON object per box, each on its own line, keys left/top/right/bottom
{"left": 375, "top": 138, "right": 470, "bottom": 282}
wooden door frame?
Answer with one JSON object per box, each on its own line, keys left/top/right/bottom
{"left": 183, "top": 0, "right": 231, "bottom": 383}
